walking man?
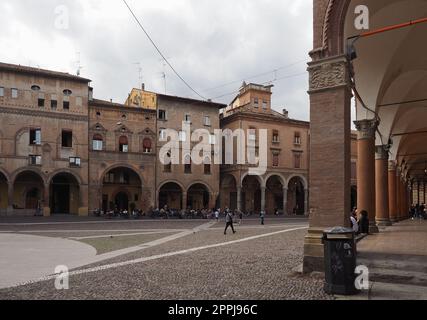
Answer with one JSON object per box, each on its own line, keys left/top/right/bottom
{"left": 224, "top": 209, "right": 236, "bottom": 235}
{"left": 260, "top": 210, "right": 265, "bottom": 225}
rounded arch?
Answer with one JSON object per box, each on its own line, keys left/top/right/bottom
{"left": 0, "top": 168, "right": 10, "bottom": 183}
{"left": 241, "top": 173, "right": 264, "bottom": 188}
{"left": 100, "top": 163, "right": 145, "bottom": 186}
{"left": 265, "top": 173, "right": 287, "bottom": 187}
{"left": 187, "top": 183, "right": 211, "bottom": 210}
{"left": 47, "top": 168, "right": 83, "bottom": 187}
{"left": 186, "top": 181, "right": 213, "bottom": 195}
{"left": 11, "top": 167, "right": 47, "bottom": 185}
{"left": 157, "top": 180, "right": 185, "bottom": 195}
{"left": 287, "top": 174, "right": 308, "bottom": 190}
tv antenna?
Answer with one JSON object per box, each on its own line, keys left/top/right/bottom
{"left": 159, "top": 57, "right": 171, "bottom": 94}
{"left": 134, "top": 62, "right": 143, "bottom": 83}
{"left": 75, "top": 52, "right": 83, "bottom": 76}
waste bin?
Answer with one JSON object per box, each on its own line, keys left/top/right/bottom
{"left": 323, "top": 227, "right": 359, "bottom": 295}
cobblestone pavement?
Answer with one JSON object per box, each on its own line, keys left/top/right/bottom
{"left": 0, "top": 217, "right": 332, "bottom": 300}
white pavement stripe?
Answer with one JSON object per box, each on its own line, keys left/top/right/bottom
{"left": 15, "top": 229, "right": 186, "bottom": 234}
{"left": 11, "top": 226, "right": 308, "bottom": 288}
{"left": 69, "top": 231, "right": 179, "bottom": 240}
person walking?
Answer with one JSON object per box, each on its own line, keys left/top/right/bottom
{"left": 350, "top": 209, "right": 359, "bottom": 234}
{"left": 224, "top": 209, "right": 236, "bottom": 235}
{"left": 260, "top": 210, "right": 265, "bottom": 225}
{"left": 238, "top": 210, "right": 243, "bottom": 225}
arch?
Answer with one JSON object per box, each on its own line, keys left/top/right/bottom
{"left": 220, "top": 174, "right": 238, "bottom": 210}
{"left": 186, "top": 181, "right": 213, "bottom": 195}
{"left": 265, "top": 173, "right": 287, "bottom": 187}
{"left": 49, "top": 171, "right": 81, "bottom": 215}
{"left": 11, "top": 167, "right": 47, "bottom": 185}
{"left": 0, "top": 168, "right": 10, "bottom": 183}
{"left": 100, "top": 163, "right": 145, "bottom": 186}
{"left": 47, "top": 168, "right": 83, "bottom": 187}
{"left": 12, "top": 169, "right": 45, "bottom": 211}
{"left": 158, "top": 181, "right": 184, "bottom": 210}
{"left": 287, "top": 176, "right": 306, "bottom": 215}
{"left": 157, "top": 180, "right": 186, "bottom": 195}
{"left": 286, "top": 174, "right": 308, "bottom": 190}
{"left": 187, "top": 183, "right": 211, "bottom": 210}
{"left": 241, "top": 172, "right": 264, "bottom": 188}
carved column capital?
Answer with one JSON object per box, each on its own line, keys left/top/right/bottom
{"left": 354, "top": 119, "right": 379, "bottom": 140}
{"left": 375, "top": 145, "right": 389, "bottom": 160}
{"left": 388, "top": 160, "right": 397, "bottom": 172}
{"left": 308, "top": 55, "right": 351, "bottom": 93}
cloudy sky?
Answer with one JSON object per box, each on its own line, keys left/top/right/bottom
{"left": 0, "top": 0, "right": 313, "bottom": 120}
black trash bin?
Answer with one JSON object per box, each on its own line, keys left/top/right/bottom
{"left": 323, "top": 227, "right": 359, "bottom": 295}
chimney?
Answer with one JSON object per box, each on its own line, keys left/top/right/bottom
{"left": 88, "top": 87, "right": 93, "bottom": 101}
{"left": 283, "top": 109, "right": 289, "bottom": 119}
{"left": 141, "top": 83, "right": 145, "bottom": 91}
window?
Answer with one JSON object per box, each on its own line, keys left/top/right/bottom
{"left": 92, "top": 134, "right": 103, "bottom": 151}
{"left": 143, "top": 138, "right": 152, "bottom": 153}
{"left": 184, "top": 154, "right": 192, "bottom": 174}
{"left": 51, "top": 100, "right": 58, "bottom": 109}
{"left": 273, "top": 154, "right": 279, "bottom": 167}
{"left": 104, "top": 173, "right": 114, "bottom": 184}
{"left": 164, "top": 163, "right": 172, "bottom": 173}
{"left": 63, "top": 89, "right": 72, "bottom": 96}
{"left": 31, "top": 85, "right": 41, "bottom": 91}
{"left": 351, "top": 162, "right": 357, "bottom": 180}
{"left": 0, "top": 87, "right": 4, "bottom": 97}
{"left": 209, "top": 134, "right": 216, "bottom": 145}
{"left": 294, "top": 153, "right": 302, "bottom": 169}
{"left": 204, "top": 157, "right": 211, "bottom": 175}
{"left": 158, "top": 109, "right": 167, "bottom": 121}
{"left": 29, "top": 155, "right": 42, "bottom": 166}
{"left": 249, "top": 128, "right": 257, "bottom": 141}
{"left": 184, "top": 114, "right": 191, "bottom": 124}
{"left": 69, "top": 157, "right": 81, "bottom": 167}
{"left": 62, "top": 131, "right": 73, "bottom": 148}
{"left": 30, "top": 129, "right": 41, "bottom": 145}
{"left": 119, "top": 136, "right": 129, "bottom": 153}
{"left": 254, "top": 98, "right": 259, "bottom": 106}
{"left": 38, "top": 97, "right": 45, "bottom": 107}
{"left": 204, "top": 116, "right": 211, "bottom": 126}
{"left": 294, "top": 132, "right": 301, "bottom": 145}
{"left": 63, "top": 101, "right": 70, "bottom": 110}
{"left": 11, "top": 88, "right": 18, "bottom": 99}
{"left": 272, "top": 130, "right": 279, "bottom": 143}
{"left": 179, "top": 131, "right": 187, "bottom": 142}
{"left": 262, "top": 100, "right": 268, "bottom": 109}
{"left": 159, "top": 129, "right": 167, "bottom": 141}
{"left": 119, "top": 173, "right": 130, "bottom": 184}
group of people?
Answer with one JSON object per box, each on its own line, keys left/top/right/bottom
{"left": 410, "top": 204, "right": 427, "bottom": 220}
{"left": 222, "top": 207, "right": 266, "bottom": 235}
{"left": 350, "top": 208, "right": 370, "bottom": 235}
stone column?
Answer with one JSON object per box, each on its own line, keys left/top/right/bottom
{"left": 396, "top": 175, "right": 402, "bottom": 221}
{"left": 282, "top": 187, "right": 288, "bottom": 215}
{"left": 260, "top": 187, "right": 266, "bottom": 212}
{"left": 375, "top": 146, "right": 390, "bottom": 226}
{"left": 237, "top": 187, "right": 242, "bottom": 212}
{"left": 43, "top": 183, "right": 51, "bottom": 217}
{"left": 304, "top": 189, "right": 309, "bottom": 216}
{"left": 355, "top": 119, "right": 379, "bottom": 233}
{"left": 78, "top": 184, "right": 89, "bottom": 216}
{"left": 388, "top": 161, "right": 398, "bottom": 223}
{"left": 303, "top": 55, "right": 352, "bottom": 273}
{"left": 7, "top": 182, "right": 14, "bottom": 215}
{"left": 182, "top": 191, "right": 188, "bottom": 211}
{"left": 417, "top": 181, "right": 420, "bottom": 205}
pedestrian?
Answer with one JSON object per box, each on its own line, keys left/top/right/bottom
{"left": 224, "top": 209, "right": 236, "bottom": 235}
{"left": 358, "top": 210, "right": 369, "bottom": 234}
{"left": 239, "top": 210, "right": 243, "bottom": 225}
{"left": 260, "top": 210, "right": 265, "bottom": 225}
{"left": 215, "top": 208, "right": 220, "bottom": 221}
{"left": 350, "top": 209, "right": 359, "bottom": 234}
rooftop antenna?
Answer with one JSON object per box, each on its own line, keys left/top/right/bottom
{"left": 159, "top": 57, "right": 171, "bottom": 94}
{"left": 134, "top": 62, "right": 143, "bottom": 84}
{"left": 75, "top": 52, "right": 83, "bottom": 76}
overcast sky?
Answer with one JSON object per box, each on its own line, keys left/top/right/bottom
{"left": 0, "top": 0, "right": 313, "bottom": 120}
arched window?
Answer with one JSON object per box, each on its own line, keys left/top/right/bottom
{"left": 184, "top": 154, "right": 192, "bottom": 174}
{"left": 143, "top": 138, "right": 152, "bottom": 153}
{"left": 119, "top": 136, "right": 129, "bottom": 153}
{"left": 92, "top": 134, "right": 103, "bottom": 151}
{"left": 204, "top": 156, "right": 211, "bottom": 175}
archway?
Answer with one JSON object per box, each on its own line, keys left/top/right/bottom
{"left": 158, "top": 182, "right": 183, "bottom": 210}
{"left": 242, "top": 175, "right": 262, "bottom": 213}
{"left": 187, "top": 183, "right": 210, "bottom": 210}
{"left": 50, "top": 173, "right": 80, "bottom": 214}
{"left": 351, "top": 185, "right": 357, "bottom": 210}
{"left": 266, "top": 175, "right": 285, "bottom": 214}
{"left": 102, "top": 167, "right": 142, "bottom": 212}
{"left": 220, "top": 174, "right": 237, "bottom": 210}
{"left": 288, "top": 177, "right": 305, "bottom": 215}
{"left": 0, "top": 171, "right": 8, "bottom": 211}
{"left": 13, "top": 171, "right": 44, "bottom": 212}
{"left": 115, "top": 192, "right": 129, "bottom": 211}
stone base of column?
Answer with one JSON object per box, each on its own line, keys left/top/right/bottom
{"left": 390, "top": 218, "right": 398, "bottom": 223}
{"left": 376, "top": 219, "right": 392, "bottom": 227}
{"left": 6, "top": 206, "right": 14, "bottom": 216}
{"left": 302, "top": 228, "right": 325, "bottom": 274}
{"left": 43, "top": 207, "right": 51, "bottom": 217}
{"left": 369, "top": 224, "right": 379, "bottom": 234}
{"left": 78, "top": 207, "right": 89, "bottom": 216}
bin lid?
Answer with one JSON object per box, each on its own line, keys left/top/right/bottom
{"left": 324, "top": 227, "right": 355, "bottom": 239}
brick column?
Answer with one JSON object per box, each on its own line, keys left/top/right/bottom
{"left": 260, "top": 187, "right": 266, "bottom": 212}
{"left": 375, "top": 146, "right": 390, "bottom": 226}
{"left": 388, "top": 161, "right": 398, "bottom": 223}
{"left": 283, "top": 187, "right": 288, "bottom": 215}
{"left": 396, "top": 174, "right": 402, "bottom": 221}
{"left": 182, "top": 191, "right": 187, "bottom": 211}
{"left": 303, "top": 55, "right": 352, "bottom": 273}
{"left": 355, "top": 119, "right": 379, "bottom": 233}
{"left": 304, "top": 189, "right": 309, "bottom": 216}
{"left": 237, "top": 187, "right": 242, "bottom": 212}
{"left": 43, "top": 183, "right": 50, "bottom": 217}
{"left": 7, "top": 182, "right": 14, "bottom": 215}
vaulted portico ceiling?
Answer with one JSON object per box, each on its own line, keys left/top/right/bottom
{"left": 344, "top": 0, "right": 427, "bottom": 179}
